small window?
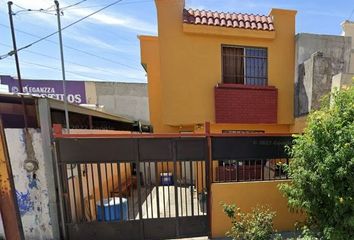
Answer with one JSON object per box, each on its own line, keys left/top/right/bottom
{"left": 222, "top": 46, "right": 267, "bottom": 86}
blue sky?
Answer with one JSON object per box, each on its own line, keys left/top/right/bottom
{"left": 0, "top": 0, "right": 353, "bottom": 83}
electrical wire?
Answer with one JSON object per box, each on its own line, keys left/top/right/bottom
{"left": 1, "top": 57, "right": 108, "bottom": 81}
{"left": 0, "top": 42, "right": 131, "bottom": 77}
{"left": 2, "top": 57, "right": 145, "bottom": 82}
{"left": 0, "top": 0, "right": 123, "bottom": 60}
{"left": 61, "top": 0, "right": 87, "bottom": 11}
{"left": 64, "top": 0, "right": 152, "bottom": 10}
{"left": 348, "top": 7, "right": 354, "bottom": 20}
{"left": 12, "top": 3, "right": 56, "bottom": 15}
{"left": 12, "top": 0, "right": 87, "bottom": 15}
{"left": 0, "top": 23, "right": 140, "bottom": 70}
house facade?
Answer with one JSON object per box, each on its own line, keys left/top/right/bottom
{"left": 0, "top": 75, "right": 150, "bottom": 122}
{"left": 140, "top": 0, "right": 297, "bottom": 134}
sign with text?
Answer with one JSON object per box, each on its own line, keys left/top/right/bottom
{"left": 0, "top": 75, "right": 87, "bottom": 104}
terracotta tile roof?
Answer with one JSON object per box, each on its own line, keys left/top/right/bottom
{"left": 183, "top": 8, "right": 275, "bottom": 31}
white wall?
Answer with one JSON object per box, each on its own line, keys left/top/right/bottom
{"left": 5, "top": 129, "right": 53, "bottom": 240}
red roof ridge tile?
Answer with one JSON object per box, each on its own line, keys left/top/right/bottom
{"left": 183, "top": 8, "right": 274, "bottom": 31}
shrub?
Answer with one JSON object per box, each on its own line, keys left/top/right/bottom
{"left": 280, "top": 86, "right": 354, "bottom": 239}
{"left": 222, "top": 203, "right": 277, "bottom": 240}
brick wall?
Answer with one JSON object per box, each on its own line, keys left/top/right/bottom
{"left": 215, "top": 84, "right": 277, "bottom": 123}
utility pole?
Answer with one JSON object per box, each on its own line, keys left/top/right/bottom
{"left": 8, "top": 1, "right": 38, "bottom": 173}
{"left": 54, "top": 0, "right": 70, "bottom": 133}
{"left": 7, "top": 1, "right": 28, "bottom": 128}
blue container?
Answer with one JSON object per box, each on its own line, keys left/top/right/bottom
{"left": 160, "top": 172, "right": 173, "bottom": 186}
{"left": 96, "top": 197, "right": 128, "bottom": 221}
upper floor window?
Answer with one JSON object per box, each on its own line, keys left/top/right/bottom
{"left": 222, "top": 46, "right": 267, "bottom": 86}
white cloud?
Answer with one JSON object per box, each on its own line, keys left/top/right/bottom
{"left": 66, "top": 32, "right": 131, "bottom": 53}
{"left": 64, "top": 8, "right": 157, "bottom": 34}
{"left": 1, "top": 0, "right": 157, "bottom": 34}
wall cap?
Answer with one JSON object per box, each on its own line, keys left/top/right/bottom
{"left": 215, "top": 83, "right": 277, "bottom": 91}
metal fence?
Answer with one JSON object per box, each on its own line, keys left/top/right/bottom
{"left": 213, "top": 158, "right": 290, "bottom": 183}
{"left": 211, "top": 136, "right": 292, "bottom": 183}
{"left": 54, "top": 134, "right": 292, "bottom": 239}
{"left": 55, "top": 137, "right": 209, "bottom": 240}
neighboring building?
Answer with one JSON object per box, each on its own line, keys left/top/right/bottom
{"left": 139, "top": 0, "right": 297, "bottom": 134}
{"left": 0, "top": 93, "right": 151, "bottom": 239}
{"left": 0, "top": 75, "right": 87, "bottom": 104}
{"left": 0, "top": 75, "right": 149, "bottom": 123}
{"left": 85, "top": 81, "right": 149, "bottom": 123}
{"left": 342, "top": 21, "right": 354, "bottom": 74}
{"left": 332, "top": 21, "right": 354, "bottom": 90}
{"left": 292, "top": 21, "right": 354, "bottom": 132}
{"left": 294, "top": 33, "right": 351, "bottom": 117}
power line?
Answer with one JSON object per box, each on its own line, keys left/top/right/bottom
{"left": 0, "top": 42, "right": 128, "bottom": 79}
{"left": 12, "top": 0, "right": 88, "bottom": 15}
{"left": 1, "top": 57, "right": 106, "bottom": 81}
{"left": 61, "top": 0, "right": 87, "bottom": 11}
{"left": 12, "top": 3, "right": 56, "bottom": 15}
{"left": 0, "top": 0, "right": 123, "bottom": 60}
{"left": 2, "top": 57, "right": 145, "bottom": 82}
{"left": 65, "top": 0, "right": 152, "bottom": 10}
{"left": 348, "top": 7, "right": 354, "bottom": 20}
{"left": 0, "top": 23, "right": 140, "bottom": 70}
{"left": 11, "top": 0, "right": 153, "bottom": 46}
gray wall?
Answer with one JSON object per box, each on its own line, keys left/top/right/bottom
{"left": 86, "top": 82, "right": 150, "bottom": 123}
{"left": 332, "top": 73, "right": 354, "bottom": 91}
{"left": 295, "top": 33, "right": 352, "bottom": 116}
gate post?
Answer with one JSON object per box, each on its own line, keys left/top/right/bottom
{"left": 38, "top": 99, "right": 61, "bottom": 239}
{"left": 136, "top": 139, "right": 144, "bottom": 240}
{"left": 172, "top": 139, "right": 180, "bottom": 237}
{"left": 205, "top": 122, "right": 212, "bottom": 239}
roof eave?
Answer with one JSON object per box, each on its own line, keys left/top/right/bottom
{"left": 182, "top": 23, "right": 276, "bottom": 39}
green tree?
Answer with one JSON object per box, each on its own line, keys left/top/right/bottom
{"left": 280, "top": 86, "right": 354, "bottom": 239}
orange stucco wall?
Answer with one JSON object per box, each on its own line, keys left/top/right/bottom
{"left": 139, "top": 36, "right": 177, "bottom": 133}
{"left": 211, "top": 180, "right": 305, "bottom": 238}
{"left": 140, "top": 0, "right": 297, "bottom": 133}
{"left": 193, "top": 123, "right": 291, "bottom": 134}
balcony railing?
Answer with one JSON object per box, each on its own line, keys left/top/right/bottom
{"left": 213, "top": 158, "right": 290, "bottom": 183}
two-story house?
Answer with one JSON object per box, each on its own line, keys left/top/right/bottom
{"left": 139, "top": 0, "right": 297, "bottom": 134}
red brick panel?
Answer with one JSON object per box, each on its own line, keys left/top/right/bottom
{"left": 215, "top": 84, "right": 277, "bottom": 124}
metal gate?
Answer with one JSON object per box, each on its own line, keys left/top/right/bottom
{"left": 54, "top": 137, "right": 210, "bottom": 240}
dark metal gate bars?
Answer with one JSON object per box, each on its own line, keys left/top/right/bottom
{"left": 54, "top": 133, "right": 292, "bottom": 240}
{"left": 55, "top": 137, "right": 209, "bottom": 240}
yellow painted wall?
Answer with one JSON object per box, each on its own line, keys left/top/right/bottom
{"left": 211, "top": 180, "right": 304, "bottom": 238}
{"left": 193, "top": 123, "right": 291, "bottom": 134}
{"left": 143, "top": 0, "right": 296, "bottom": 131}
{"left": 139, "top": 36, "right": 177, "bottom": 133}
